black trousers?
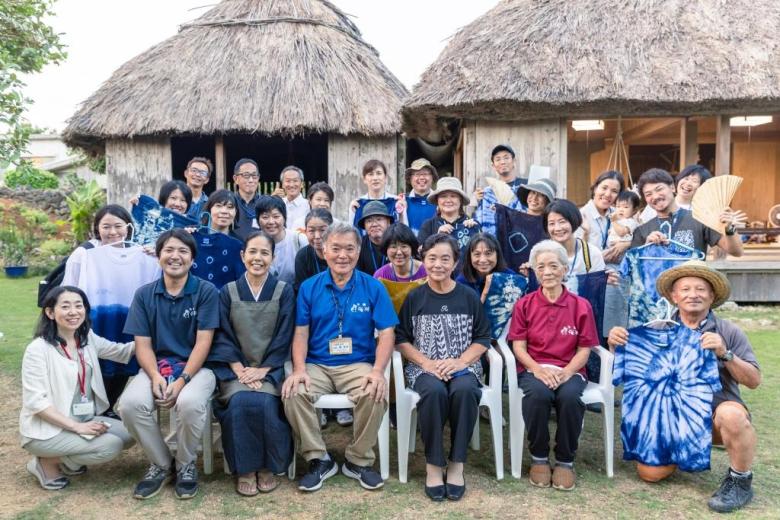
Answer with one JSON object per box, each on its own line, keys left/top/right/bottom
{"left": 518, "top": 371, "right": 586, "bottom": 464}
{"left": 413, "top": 372, "right": 481, "bottom": 467}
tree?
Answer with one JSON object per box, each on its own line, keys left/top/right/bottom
{"left": 0, "top": 0, "right": 66, "bottom": 167}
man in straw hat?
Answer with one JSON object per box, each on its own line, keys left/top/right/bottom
{"left": 608, "top": 260, "right": 761, "bottom": 513}
{"left": 404, "top": 158, "right": 438, "bottom": 235}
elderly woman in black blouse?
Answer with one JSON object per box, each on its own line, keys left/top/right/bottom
{"left": 395, "top": 234, "right": 491, "bottom": 502}
{"left": 210, "top": 231, "right": 295, "bottom": 496}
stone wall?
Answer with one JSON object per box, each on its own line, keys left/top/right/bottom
{"left": 0, "top": 187, "right": 70, "bottom": 218}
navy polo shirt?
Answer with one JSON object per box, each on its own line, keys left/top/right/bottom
{"left": 297, "top": 269, "right": 398, "bottom": 366}
{"left": 124, "top": 274, "right": 220, "bottom": 361}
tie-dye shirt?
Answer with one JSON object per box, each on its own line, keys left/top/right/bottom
{"left": 619, "top": 245, "right": 697, "bottom": 328}
{"left": 613, "top": 324, "right": 721, "bottom": 471}
{"left": 482, "top": 272, "right": 528, "bottom": 339}
{"left": 474, "top": 184, "right": 526, "bottom": 237}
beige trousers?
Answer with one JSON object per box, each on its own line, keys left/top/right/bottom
{"left": 117, "top": 369, "right": 215, "bottom": 469}
{"left": 24, "top": 416, "right": 133, "bottom": 467}
{"left": 283, "top": 363, "right": 386, "bottom": 466}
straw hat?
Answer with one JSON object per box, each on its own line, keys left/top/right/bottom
{"left": 656, "top": 260, "right": 731, "bottom": 308}
{"left": 427, "top": 176, "right": 470, "bottom": 205}
{"left": 518, "top": 178, "right": 557, "bottom": 206}
{"left": 405, "top": 158, "right": 438, "bottom": 182}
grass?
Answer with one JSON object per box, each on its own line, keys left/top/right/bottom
{"left": 1, "top": 276, "right": 779, "bottom": 518}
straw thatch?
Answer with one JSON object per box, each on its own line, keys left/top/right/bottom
{"left": 403, "top": 0, "right": 780, "bottom": 137}
{"left": 64, "top": 0, "right": 408, "bottom": 149}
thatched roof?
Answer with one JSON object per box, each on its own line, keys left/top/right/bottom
{"left": 403, "top": 0, "right": 780, "bottom": 137}
{"left": 64, "top": 0, "right": 408, "bottom": 149}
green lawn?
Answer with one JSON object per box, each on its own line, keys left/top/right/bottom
{"left": 0, "top": 276, "right": 778, "bottom": 519}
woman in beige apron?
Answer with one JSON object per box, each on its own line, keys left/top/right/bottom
{"left": 210, "top": 231, "right": 295, "bottom": 496}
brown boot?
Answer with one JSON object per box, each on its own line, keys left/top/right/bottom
{"left": 552, "top": 464, "right": 576, "bottom": 491}
{"left": 529, "top": 463, "right": 552, "bottom": 488}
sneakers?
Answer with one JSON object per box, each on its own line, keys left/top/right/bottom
{"left": 708, "top": 471, "right": 754, "bottom": 513}
{"left": 336, "top": 409, "right": 354, "bottom": 427}
{"left": 26, "top": 457, "right": 69, "bottom": 490}
{"left": 342, "top": 460, "right": 384, "bottom": 490}
{"left": 133, "top": 463, "right": 173, "bottom": 499}
{"left": 298, "top": 456, "right": 338, "bottom": 492}
{"left": 552, "top": 464, "right": 576, "bottom": 491}
{"left": 175, "top": 462, "right": 199, "bottom": 499}
{"left": 529, "top": 462, "right": 552, "bottom": 488}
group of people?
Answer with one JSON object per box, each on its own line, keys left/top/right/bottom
{"left": 19, "top": 145, "right": 760, "bottom": 513}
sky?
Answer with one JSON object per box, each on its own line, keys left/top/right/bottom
{"left": 22, "top": 0, "right": 499, "bottom": 131}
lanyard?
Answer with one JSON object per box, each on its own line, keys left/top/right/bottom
{"left": 328, "top": 283, "right": 356, "bottom": 338}
{"left": 391, "top": 258, "right": 414, "bottom": 282}
{"left": 597, "top": 215, "right": 611, "bottom": 249}
{"left": 568, "top": 240, "right": 580, "bottom": 277}
{"left": 60, "top": 341, "right": 87, "bottom": 399}
{"left": 311, "top": 247, "right": 322, "bottom": 274}
{"left": 368, "top": 242, "right": 386, "bottom": 273}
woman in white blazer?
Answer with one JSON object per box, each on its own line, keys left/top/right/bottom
{"left": 20, "top": 286, "right": 135, "bottom": 490}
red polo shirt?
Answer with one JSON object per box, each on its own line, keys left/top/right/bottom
{"left": 507, "top": 287, "right": 599, "bottom": 374}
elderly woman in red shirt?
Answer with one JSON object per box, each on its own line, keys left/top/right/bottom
{"left": 508, "top": 239, "right": 599, "bottom": 492}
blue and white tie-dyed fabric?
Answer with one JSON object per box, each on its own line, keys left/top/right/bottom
{"left": 132, "top": 194, "right": 199, "bottom": 246}
{"left": 613, "top": 325, "right": 721, "bottom": 471}
{"left": 494, "top": 205, "right": 545, "bottom": 269}
{"left": 483, "top": 272, "right": 528, "bottom": 338}
{"left": 619, "top": 245, "right": 698, "bottom": 328}
{"left": 474, "top": 186, "right": 526, "bottom": 237}
{"left": 352, "top": 198, "right": 398, "bottom": 236}
{"left": 190, "top": 230, "right": 246, "bottom": 289}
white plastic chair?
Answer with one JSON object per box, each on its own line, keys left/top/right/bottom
{"left": 497, "top": 327, "right": 614, "bottom": 478}
{"left": 284, "top": 362, "right": 391, "bottom": 480}
{"left": 393, "top": 347, "right": 504, "bottom": 483}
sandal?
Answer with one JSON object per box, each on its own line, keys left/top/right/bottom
{"left": 27, "top": 457, "right": 69, "bottom": 490}
{"left": 236, "top": 474, "right": 259, "bottom": 497}
{"left": 257, "top": 472, "right": 279, "bottom": 493}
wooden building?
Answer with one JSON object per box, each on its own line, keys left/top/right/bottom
{"left": 63, "top": 0, "right": 408, "bottom": 220}
{"left": 403, "top": 0, "right": 780, "bottom": 302}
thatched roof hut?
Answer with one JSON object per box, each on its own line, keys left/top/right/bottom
{"left": 402, "top": 0, "right": 780, "bottom": 210}
{"left": 403, "top": 0, "right": 780, "bottom": 137}
{"left": 64, "top": 0, "right": 408, "bottom": 216}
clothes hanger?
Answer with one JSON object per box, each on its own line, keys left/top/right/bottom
{"left": 643, "top": 298, "right": 679, "bottom": 330}
{"left": 100, "top": 223, "right": 138, "bottom": 248}
{"left": 635, "top": 221, "right": 705, "bottom": 260}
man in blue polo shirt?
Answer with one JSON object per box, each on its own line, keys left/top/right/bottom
{"left": 118, "top": 228, "right": 219, "bottom": 500}
{"left": 282, "top": 221, "right": 398, "bottom": 492}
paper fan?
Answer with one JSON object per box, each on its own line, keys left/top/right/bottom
{"left": 485, "top": 177, "right": 516, "bottom": 205}
{"left": 691, "top": 175, "right": 743, "bottom": 233}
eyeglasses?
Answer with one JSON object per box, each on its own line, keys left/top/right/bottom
{"left": 189, "top": 167, "right": 210, "bottom": 178}
{"left": 411, "top": 171, "right": 433, "bottom": 178}
{"left": 235, "top": 173, "right": 259, "bottom": 179}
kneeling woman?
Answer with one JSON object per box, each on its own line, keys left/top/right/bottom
{"left": 507, "top": 240, "right": 599, "bottom": 491}
{"left": 211, "top": 231, "right": 295, "bottom": 496}
{"left": 20, "top": 287, "right": 135, "bottom": 490}
{"left": 395, "top": 234, "right": 491, "bottom": 501}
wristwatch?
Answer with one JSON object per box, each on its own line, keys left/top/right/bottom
{"left": 717, "top": 350, "right": 734, "bottom": 362}
{"left": 725, "top": 224, "right": 736, "bottom": 236}
{"left": 179, "top": 372, "right": 192, "bottom": 384}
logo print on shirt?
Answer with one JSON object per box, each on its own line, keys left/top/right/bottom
{"left": 560, "top": 325, "right": 578, "bottom": 336}
{"left": 350, "top": 302, "right": 370, "bottom": 313}
{"left": 441, "top": 305, "right": 449, "bottom": 312}
{"left": 183, "top": 307, "right": 197, "bottom": 319}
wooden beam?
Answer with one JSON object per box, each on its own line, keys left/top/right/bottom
{"left": 715, "top": 115, "right": 731, "bottom": 175}
{"left": 215, "top": 136, "right": 226, "bottom": 189}
{"left": 622, "top": 118, "right": 681, "bottom": 143}
{"left": 680, "top": 119, "right": 698, "bottom": 169}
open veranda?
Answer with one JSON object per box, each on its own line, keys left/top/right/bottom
{"left": 1, "top": 276, "right": 778, "bottom": 519}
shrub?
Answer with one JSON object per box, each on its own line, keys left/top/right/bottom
{"left": 66, "top": 180, "right": 105, "bottom": 242}
{"left": 4, "top": 161, "right": 59, "bottom": 189}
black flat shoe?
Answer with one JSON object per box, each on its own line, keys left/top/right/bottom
{"left": 446, "top": 481, "right": 466, "bottom": 501}
{"left": 425, "top": 484, "right": 446, "bottom": 501}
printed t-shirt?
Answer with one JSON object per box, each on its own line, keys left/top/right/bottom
{"left": 631, "top": 208, "right": 720, "bottom": 253}
{"left": 191, "top": 229, "right": 246, "bottom": 289}
{"left": 395, "top": 283, "right": 491, "bottom": 387}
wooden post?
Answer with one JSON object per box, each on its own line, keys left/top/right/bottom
{"left": 680, "top": 118, "right": 698, "bottom": 169}
{"left": 715, "top": 115, "right": 731, "bottom": 175}
{"left": 215, "top": 136, "right": 226, "bottom": 189}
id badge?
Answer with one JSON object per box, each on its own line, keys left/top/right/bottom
{"left": 72, "top": 400, "right": 94, "bottom": 416}
{"left": 329, "top": 336, "right": 353, "bottom": 356}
